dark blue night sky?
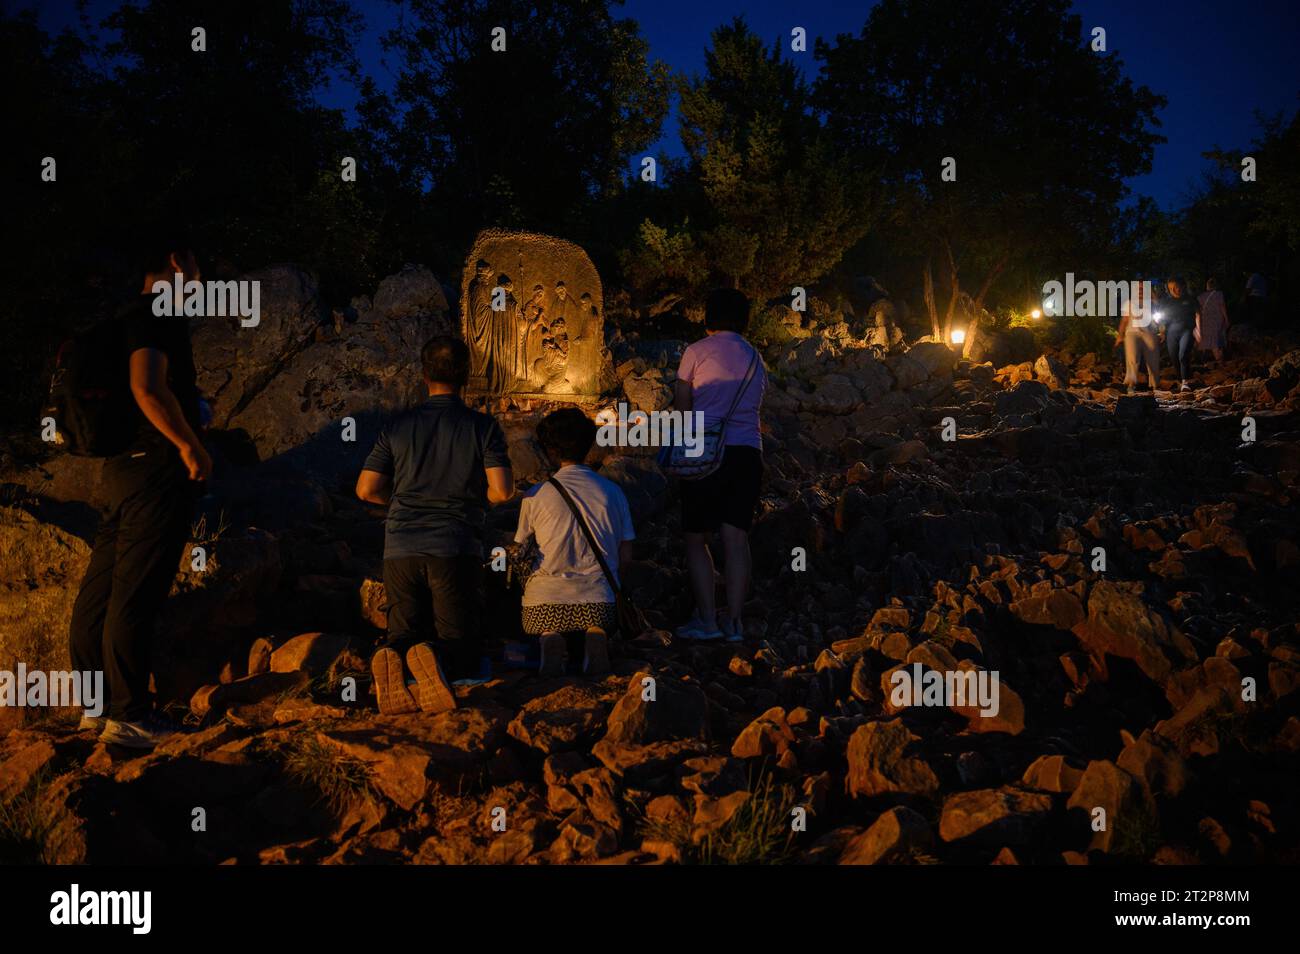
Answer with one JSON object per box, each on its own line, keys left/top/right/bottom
{"left": 31, "top": 0, "right": 1300, "bottom": 209}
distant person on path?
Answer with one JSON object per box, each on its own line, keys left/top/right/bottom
{"left": 1116, "top": 281, "right": 1160, "bottom": 394}
{"left": 1162, "top": 276, "right": 1199, "bottom": 392}
{"left": 1244, "top": 271, "right": 1268, "bottom": 324}
{"left": 514, "top": 408, "right": 635, "bottom": 677}
{"left": 68, "top": 237, "right": 212, "bottom": 749}
{"left": 1196, "top": 277, "right": 1230, "bottom": 362}
{"left": 356, "top": 336, "right": 514, "bottom": 715}
{"left": 673, "top": 288, "right": 767, "bottom": 643}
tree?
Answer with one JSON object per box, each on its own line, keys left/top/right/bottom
{"left": 101, "top": 0, "right": 372, "bottom": 293}
{"left": 1205, "top": 109, "right": 1300, "bottom": 297}
{"left": 1, "top": 1, "right": 375, "bottom": 447}
{"left": 1, "top": 6, "right": 121, "bottom": 449}
{"left": 815, "top": 0, "right": 1165, "bottom": 355}
{"left": 371, "top": 0, "right": 670, "bottom": 264}
{"left": 625, "top": 18, "right": 873, "bottom": 305}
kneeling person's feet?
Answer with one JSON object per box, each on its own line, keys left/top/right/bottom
{"left": 406, "top": 642, "right": 456, "bottom": 714}
{"left": 371, "top": 647, "right": 419, "bottom": 715}
{"left": 538, "top": 633, "right": 568, "bottom": 677}
{"left": 583, "top": 627, "right": 610, "bottom": 676}
{"left": 100, "top": 713, "right": 181, "bottom": 750}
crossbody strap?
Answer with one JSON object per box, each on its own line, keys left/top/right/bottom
{"left": 547, "top": 476, "right": 622, "bottom": 597}
{"left": 719, "top": 347, "right": 761, "bottom": 428}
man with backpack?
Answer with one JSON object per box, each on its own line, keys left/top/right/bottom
{"left": 64, "top": 240, "right": 212, "bottom": 748}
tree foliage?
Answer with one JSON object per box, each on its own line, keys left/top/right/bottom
{"left": 1137, "top": 109, "right": 1300, "bottom": 309}
{"left": 624, "top": 19, "right": 874, "bottom": 304}
{"left": 814, "top": 0, "right": 1165, "bottom": 351}
{"left": 369, "top": 0, "right": 671, "bottom": 263}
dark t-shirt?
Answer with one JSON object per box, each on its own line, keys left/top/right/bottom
{"left": 119, "top": 294, "right": 201, "bottom": 451}
{"left": 1162, "top": 294, "right": 1198, "bottom": 331}
{"left": 363, "top": 395, "right": 512, "bottom": 559}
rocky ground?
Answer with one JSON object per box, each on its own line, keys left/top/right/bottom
{"left": 2, "top": 271, "right": 1298, "bottom": 865}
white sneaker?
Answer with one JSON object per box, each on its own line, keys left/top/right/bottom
{"left": 100, "top": 715, "right": 180, "bottom": 750}
{"left": 675, "top": 619, "right": 724, "bottom": 641}
{"left": 1179, "top": 381, "right": 1191, "bottom": 392}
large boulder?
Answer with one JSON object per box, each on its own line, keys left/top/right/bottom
{"left": 846, "top": 719, "right": 939, "bottom": 799}
{"left": 190, "top": 264, "right": 323, "bottom": 431}
{"left": 366, "top": 264, "right": 450, "bottom": 322}
{"left": 906, "top": 341, "right": 959, "bottom": 379}
{"left": 995, "top": 379, "right": 1051, "bottom": 417}
{"left": 780, "top": 336, "right": 841, "bottom": 375}
{"left": 1070, "top": 581, "right": 1196, "bottom": 683}
{"left": 0, "top": 505, "right": 90, "bottom": 690}
{"left": 886, "top": 353, "right": 928, "bottom": 390}
{"left": 1066, "top": 760, "right": 1149, "bottom": 854}
{"left": 1034, "top": 353, "right": 1069, "bottom": 390}
{"left": 192, "top": 264, "right": 454, "bottom": 477}
{"left": 800, "top": 374, "right": 863, "bottom": 414}
{"left": 600, "top": 671, "right": 710, "bottom": 746}
{"left": 838, "top": 806, "right": 933, "bottom": 864}
{"left": 622, "top": 369, "right": 673, "bottom": 412}
{"left": 938, "top": 787, "right": 1053, "bottom": 847}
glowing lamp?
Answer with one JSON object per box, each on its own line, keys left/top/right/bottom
{"left": 950, "top": 328, "right": 966, "bottom": 345}
{"left": 1030, "top": 309, "right": 1042, "bottom": 319}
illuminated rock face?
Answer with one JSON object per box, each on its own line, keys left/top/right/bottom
{"left": 460, "top": 229, "right": 610, "bottom": 399}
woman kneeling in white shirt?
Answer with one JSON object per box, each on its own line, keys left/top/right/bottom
{"left": 514, "top": 408, "right": 635, "bottom": 676}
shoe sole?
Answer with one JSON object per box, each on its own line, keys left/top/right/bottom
{"left": 538, "top": 634, "right": 568, "bottom": 677}
{"left": 406, "top": 643, "right": 456, "bottom": 714}
{"left": 371, "top": 648, "right": 419, "bottom": 715}
{"left": 583, "top": 628, "right": 610, "bottom": 676}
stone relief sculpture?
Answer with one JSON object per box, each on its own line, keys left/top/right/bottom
{"left": 460, "top": 230, "right": 610, "bottom": 398}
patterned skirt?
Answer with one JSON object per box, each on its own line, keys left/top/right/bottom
{"left": 521, "top": 602, "right": 617, "bottom": 635}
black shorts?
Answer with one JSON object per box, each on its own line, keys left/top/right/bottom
{"left": 680, "top": 445, "right": 763, "bottom": 533}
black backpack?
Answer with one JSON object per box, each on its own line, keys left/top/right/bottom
{"left": 44, "top": 316, "right": 134, "bottom": 457}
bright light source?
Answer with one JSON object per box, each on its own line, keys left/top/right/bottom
{"left": 1154, "top": 311, "right": 1164, "bottom": 323}
{"left": 1030, "top": 308, "right": 1042, "bottom": 319}
{"left": 1044, "top": 300, "right": 1056, "bottom": 316}
{"left": 950, "top": 329, "right": 966, "bottom": 345}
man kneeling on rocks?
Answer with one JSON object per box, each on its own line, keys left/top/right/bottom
{"left": 356, "top": 336, "right": 513, "bottom": 714}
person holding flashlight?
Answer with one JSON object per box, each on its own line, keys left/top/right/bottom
{"left": 1116, "top": 281, "right": 1159, "bottom": 394}
{"left": 1162, "top": 276, "right": 1199, "bottom": 392}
